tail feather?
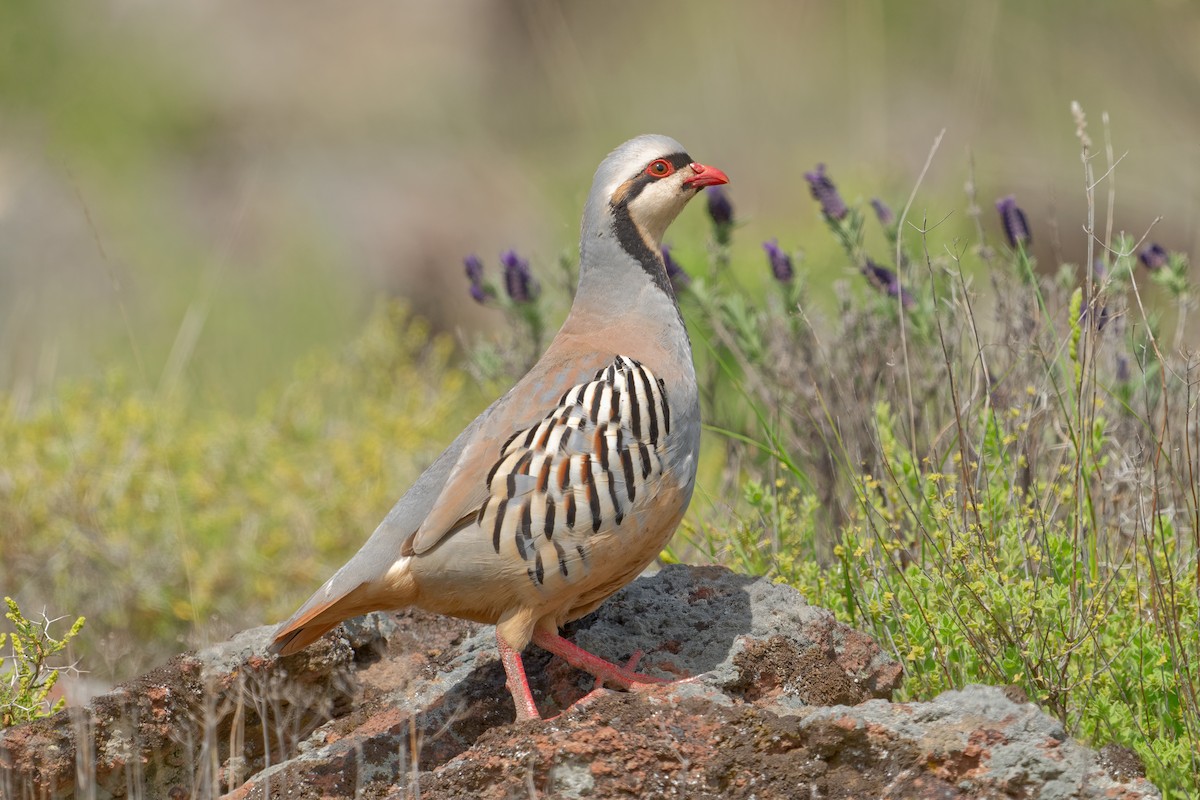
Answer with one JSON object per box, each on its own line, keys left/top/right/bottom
{"left": 269, "top": 577, "right": 412, "bottom": 656}
{"left": 271, "top": 619, "right": 343, "bottom": 656}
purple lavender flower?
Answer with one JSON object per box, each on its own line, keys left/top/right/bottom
{"left": 661, "top": 244, "right": 690, "bottom": 289}
{"left": 464, "top": 254, "right": 489, "bottom": 304}
{"left": 500, "top": 249, "right": 538, "bottom": 303}
{"left": 862, "top": 259, "right": 914, "bottom": 309}
{"left": 762, "top": 239, "right": 794, "bottom": 283}
{"left": 1139, "top": 243, "right": 1168, "bottom": 271}
{"left": 995, "top": 195, "right": 1032, "bottom": 249}
{"left": 870, "top": 198, "right": 895, "bottom": 227}
{"left": 804, "top": 164, "right": 848, "bottom": 221}
{"left": 464, "top": 254, "right": 484, "bottom": 283}
{"left": 706, "top": 186, "right": 734, "bottom": 226}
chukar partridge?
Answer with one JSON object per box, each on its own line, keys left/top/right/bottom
{"left": 270, "top": 135, "right": 729, "bottom": 720}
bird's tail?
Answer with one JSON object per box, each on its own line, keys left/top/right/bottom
{"left": 269, "top": 562, "right": 417, "bottom": 656}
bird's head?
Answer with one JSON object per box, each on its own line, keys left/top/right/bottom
{"left": 584, "top": 134, "right": 729, "bottom": 255}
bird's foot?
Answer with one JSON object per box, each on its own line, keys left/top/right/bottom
{"left": 531, "top": 630, "right": 673, "bottom": 692}
{"left": 594, "top": 649, "right": 674, "bottom": 691}
{"left": 499, "top": 630, "right": 682, "bottom": 722}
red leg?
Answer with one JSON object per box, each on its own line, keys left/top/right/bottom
{"left": 531, "top": 629, "right": 671, "bottom": 691}
{"left": 496, "top": 631, "right": 541, "bottom": 721}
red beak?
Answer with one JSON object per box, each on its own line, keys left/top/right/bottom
{"left": 683, "top": 162, "right": 730, "bottom": 189}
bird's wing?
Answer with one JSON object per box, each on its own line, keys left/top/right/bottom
{"left": 406, "top": 348, "right": 617, "bottom": 554}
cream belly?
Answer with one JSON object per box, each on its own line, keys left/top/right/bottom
{"left": 405, "top": 473, "right": 689, "bottom": 634}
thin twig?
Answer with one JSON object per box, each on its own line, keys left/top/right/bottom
{"left": 894, "top": 128, "right": 947, "bottom": 451}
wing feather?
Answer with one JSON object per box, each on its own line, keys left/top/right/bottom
{"left": 406, "top": 352, "right": 614, "bottom": 555}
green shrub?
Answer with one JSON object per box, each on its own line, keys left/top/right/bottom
{"left": 675, "top": 110, "right": 1198, "bottom": 796}
{"left": 1, "top": 596, "right": 84, "bottom": 728}
{"left": 0, "top": 303, "right": 478, "bottom": 679}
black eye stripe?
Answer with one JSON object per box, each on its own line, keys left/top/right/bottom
{"left": 613, "top": 152, "right": 692, "bottom": 208}
{"left": 659, "top": 152, "right": 692, "bottom": 171}
{"left": 644, "top": 153, "right": 690, "bottom": 179}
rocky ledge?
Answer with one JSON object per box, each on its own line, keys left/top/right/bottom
{"left": 1, "top": 565, "right": 1159, "bottom": 799}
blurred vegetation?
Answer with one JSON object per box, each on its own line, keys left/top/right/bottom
{"left": 3, "top": 2, "right": 1199, "bottom": 403}
{"left": 1, "top": 305, "right": 479, "bottom": 678}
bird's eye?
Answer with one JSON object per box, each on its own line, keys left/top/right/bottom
{"left": 645, "top": 159, "right": 674, "bottom": 178}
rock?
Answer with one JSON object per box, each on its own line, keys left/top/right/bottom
{"left": 0, "top": 565, "right": 1159, "bottom": 799}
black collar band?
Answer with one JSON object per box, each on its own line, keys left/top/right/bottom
{"left": 607, "top": 151, "right": 692, "bottom": 298}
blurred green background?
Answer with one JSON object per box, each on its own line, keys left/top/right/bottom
{"left": 2, "top": 0, "right": 1198, "bottom": 686}
{"left": 3, "top": 0, "right": 1197, "bottom": 404}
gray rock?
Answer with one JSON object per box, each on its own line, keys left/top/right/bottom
{"left": 0, "top": 565, "right": 1159, "bottom": 800}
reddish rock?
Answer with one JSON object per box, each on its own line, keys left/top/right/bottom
{"left": 0, "top": 566, "right": 1159, "bottom": 799}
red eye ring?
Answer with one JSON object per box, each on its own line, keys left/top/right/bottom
{"left": 645, "top": 159, "right": 674, "bottom": 178}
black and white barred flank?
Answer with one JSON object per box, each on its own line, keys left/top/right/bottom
{"left": 475, "top": 356, "right": 671, "bottom": 586}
